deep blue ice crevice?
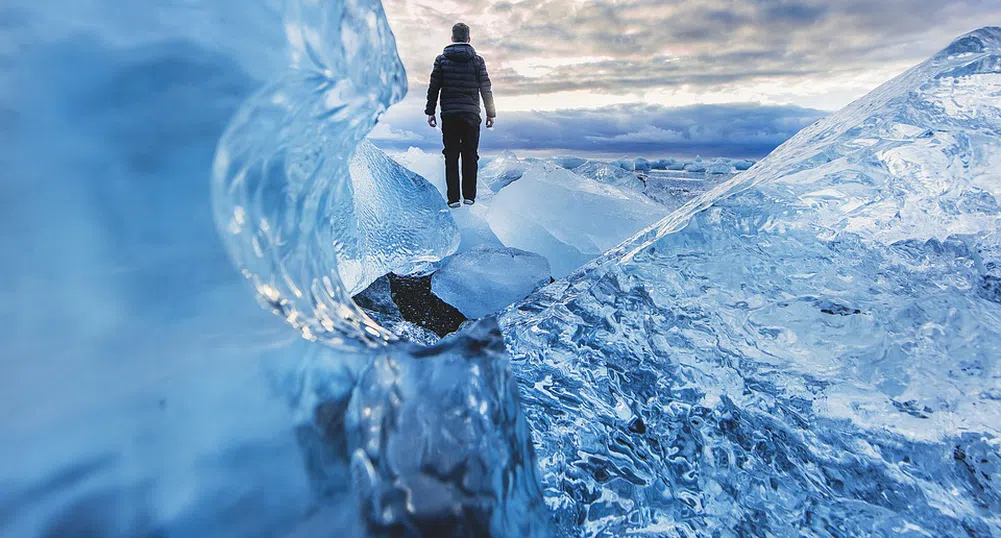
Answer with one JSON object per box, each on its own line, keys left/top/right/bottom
{"left": 211, "top": 0, "right": 458, "bottom": 348}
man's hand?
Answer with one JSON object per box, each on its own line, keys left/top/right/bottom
{"left": 427, "top": 114, "right": 437, "bottom": 128}
{"left": 485, "top": 117, "right": 494, "bottom": 129}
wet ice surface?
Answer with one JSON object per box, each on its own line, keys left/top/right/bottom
{"left": 431, "top": 246, "right": 552, "bottom": 319}
{"left": 499, "top": 27, "right": 1001, "bottom": 537}
{"left": 485, "top": 165, "right": 669, "bottom": 278}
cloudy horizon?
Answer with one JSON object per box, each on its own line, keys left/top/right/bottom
{"left": 373, "top": 0, "right": 1001, "bottom": 157}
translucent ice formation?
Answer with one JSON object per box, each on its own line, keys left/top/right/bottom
{"left": 486, "top": 164, "right": 669, "bottom": 277}
{"left": 500, "top": 27, "right": 1001, "bottom": 537}
{"left": 293, "top": 319, "right": 551, "bottom": 536}
{"left": 573, "top": 160, "right": 646, "bottom": 191}
{"left": 683, "top": 155, "right": 707, "bottom": 172}
{"left": 705, "top": 157, "right": 734, "bottom": 174}
{"left": 547, "top": 155, "right": 589, "bottom": 169}
{"left": 480, "top": 150, "right": 528, "bottom": 193}
{"left": 211, "top": 1, "right": 459, "bottom": 347}
{"left": 431, "top": 246, "right": 552, "bottom": 318}
{"left": 390, "top": 145, "right": 448, "bottom": 199}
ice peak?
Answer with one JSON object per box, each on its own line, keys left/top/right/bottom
{"left": 939, "top": 26, "right": 1001, "bottom": 58}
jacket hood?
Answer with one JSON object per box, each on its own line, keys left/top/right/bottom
{"left": 443, "top": 43, "right": 475, "bottom": 61}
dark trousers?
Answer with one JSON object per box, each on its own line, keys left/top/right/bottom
{"left": 441, "top": 113, "right": 480, "bottom": 203}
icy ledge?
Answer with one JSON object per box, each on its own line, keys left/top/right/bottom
{"left": 499, "top": 27, "right": 1001, "bottom": 536}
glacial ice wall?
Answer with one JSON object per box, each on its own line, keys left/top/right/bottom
{"left": 500, "top": 27, "right": 1001, "bottom": 537}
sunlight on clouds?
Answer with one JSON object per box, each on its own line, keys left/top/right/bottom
{"left": 505, "top": 56, "right": 615, "bottom": 79}
{"left": 384, "top": 0, "right": 1001, "bottom": 113}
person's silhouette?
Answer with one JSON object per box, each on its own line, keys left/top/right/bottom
{"left": 425, "top": 22, "right": 496, "bottom": 208}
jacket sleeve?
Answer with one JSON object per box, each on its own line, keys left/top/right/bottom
{"left": 477, "top": 56, "right": 496, "bottom": 118}
{"left": 424, "top": 57, "right": 443, "bottom": 116}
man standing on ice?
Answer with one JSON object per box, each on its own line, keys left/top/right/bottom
{"left": 425, "top": 22, "right": 496, "bottom": 209}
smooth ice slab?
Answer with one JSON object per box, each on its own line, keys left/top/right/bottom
{"left": 431, "top": 246, "right": 551, "bottom": 318}
{"left": 485, "top": 164, "right": 668, "bottom": 277}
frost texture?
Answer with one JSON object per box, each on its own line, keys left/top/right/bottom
{"left": 500, "top": 27, "right": 1001, "bottom": 537}
{"left": 432, "top": 246, "right": 552, "bottom": 318}
{"left": 211, "top": 1, "right": 458, "bottom": 347}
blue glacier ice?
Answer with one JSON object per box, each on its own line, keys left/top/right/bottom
{"left": 2, "top": 0, "right": 538, "bottom": 536}
{"left": 4, "top": 0, "right": 1001, "bottom": 535}
{"left": 432, "top": 246, "right": 552, "bottom": 319}
{"left": 479, "top": 150, "right": 529, "bottom": 193}
{"left": 573, "top": 160, "right": 646, "bottom": 191}
{"left": 499, "top": 26, "right": 1001, "bottom": 537}
{"left": 486, "top": 164, "right": 670, "bottom": 278}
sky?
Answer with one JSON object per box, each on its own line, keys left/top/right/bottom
{"left": 372, "top": 0, "right": 1001, "bottom": 158}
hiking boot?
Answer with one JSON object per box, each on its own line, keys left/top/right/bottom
{"left": 463, "top": 198, "right": 475, "bottom": 206}
{"left": 448, "top": 201, "right": 461, "bottom": 209}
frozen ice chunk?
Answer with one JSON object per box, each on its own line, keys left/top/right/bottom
{"left": 479, "top": 150, "right": 526, "bottom": 192}
{"left": 431, "top": 246, "right": 551, "bottom": 318}
{"left": 499, "top": 27, "right": 1001, "bottom": 536}
{"left": 351, "top": 321, "right": 551, "bottom": 536}
{"left": 683, "top": 155, "right": 706, "bottom": 172}
{"left": 706, "top": 157, "right": 734, "bottom": 175}
{"left": 612, "top": 157, "right": 636, "bottom": 171}
{"left": 633, "top": 157, "right": 652, "bottom": 171}
{"left": 485, "top": 164, "right": 668, "bottom": 277}
{"left": 573, "top": 160, "right": 645, "bottom": 190}
{"left": 650, "top": 158, "right": 676, "bottom": 169}
{"left": 298, "top": 320, "right": 551, "bottom": 536}
{"left": 547, "top": 155, "right": 588, "bottom": 169}
{"left": 390, "top": 146, "right": 448, "bottom": 200}
{"left": 345, "top": 140, "right": 460, "bottom": 290}
{"left": 732, "top": 159, "right": 755, "bottom": 170}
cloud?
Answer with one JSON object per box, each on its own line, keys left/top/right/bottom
{"left": 370, "top": 99, "right": 826, "bottom": 158}
{"left": 383, "top": 0, "right": 1001, "bottom": 110}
